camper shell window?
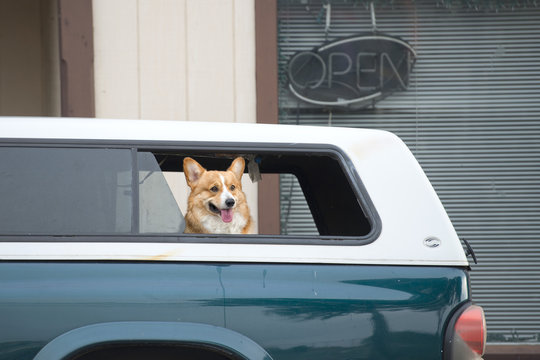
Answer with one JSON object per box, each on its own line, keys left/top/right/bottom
{"left": 0, "top": 147, "right": 132, "bottom": 235}
{"left": 0, "top": 144, "right": 377, "bottom": 243}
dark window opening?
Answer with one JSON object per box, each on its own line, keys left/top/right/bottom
{"left": 70, "top": 343, "right": 242, "bottom": 360}
{"left": 138, "top": 149, "right": 372, "bottom": 237}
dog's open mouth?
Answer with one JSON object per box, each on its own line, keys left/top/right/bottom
{"left": 208, "top": 203, "right": 234, "bottom": 223}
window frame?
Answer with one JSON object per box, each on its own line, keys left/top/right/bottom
{"left": 0, "top": 139, "right": 381, "bottom": 246}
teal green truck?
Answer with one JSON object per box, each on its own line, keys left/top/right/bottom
{"left": 0, "top": 117, "right": 486, "bottom": 360}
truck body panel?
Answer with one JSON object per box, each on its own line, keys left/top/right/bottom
{"left": 0, "top": 262, "right": 468, "bottom": 360}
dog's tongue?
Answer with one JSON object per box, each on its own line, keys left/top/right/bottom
{"left": 220, "top": 209, "right": 233, "bottom": 223}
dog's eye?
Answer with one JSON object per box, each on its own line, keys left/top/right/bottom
{"left": 230, "top": 185, "right": 236, "bottom": 191}
{"left": 210, "top": 186, "right": 219, "bottom": 192}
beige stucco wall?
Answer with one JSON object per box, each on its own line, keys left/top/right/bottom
{"left": 93, "top": 0, "right": 258, "bottom": 226}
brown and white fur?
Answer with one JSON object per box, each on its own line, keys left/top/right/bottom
{"left": 183, "top": 157, "right": 254, "bottom": 234}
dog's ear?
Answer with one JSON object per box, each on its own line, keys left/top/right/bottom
{"left": 183, "top": 157, "right": 206, "bottom": 188}
{"left": 228, "top": 157, "right": 245, "bottom": 181}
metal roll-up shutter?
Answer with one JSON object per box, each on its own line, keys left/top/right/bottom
{"left": 278, "top": 0, "right": 540, "bottom": 342}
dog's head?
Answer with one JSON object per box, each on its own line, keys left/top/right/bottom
{"left": 183, "top": 157, "right": 246, "bottom": 223}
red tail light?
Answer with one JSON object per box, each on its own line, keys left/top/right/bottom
{"left": 445, "top": 304, "right": 487, "bottom": 359}
{"left": 455, "top": 305, "right": 486, "bottom": 355}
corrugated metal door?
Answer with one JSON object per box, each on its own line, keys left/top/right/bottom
{"left": 278, "top": 0, "right": 540, "bottom": 342}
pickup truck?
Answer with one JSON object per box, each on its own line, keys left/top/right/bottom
{"left": 0, "top": 117, "right": 485, "bottom": 360}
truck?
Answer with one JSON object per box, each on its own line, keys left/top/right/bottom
{"left": 0, "top": 117, "right": 485, "bottom": 360}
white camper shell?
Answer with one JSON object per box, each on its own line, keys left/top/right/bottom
{"left": 0, "top": 117, "right": 468, "bottom": 267}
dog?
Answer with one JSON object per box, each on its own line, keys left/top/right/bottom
{"left": 183, "top": 156, "right": 254, "bottom": 234}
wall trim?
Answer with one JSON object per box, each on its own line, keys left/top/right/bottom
{"left": 485, "top": 344, "right": 540, "bottom": 360}
{"left": 58, "top": 0, "right": 95, "bottom": 117}
{"left": 255, "top": 0, "right": 280, "bottom": 234}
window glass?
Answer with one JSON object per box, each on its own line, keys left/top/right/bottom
{"left": 138, "top": 152, "right": 185, "bottom": 233}
{"left": 0, "top": 147, "right": 132, "bottom": 235}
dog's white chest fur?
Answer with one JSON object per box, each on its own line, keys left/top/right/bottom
{"left": 200, "top": 213, "right": 248, "bottom": 234}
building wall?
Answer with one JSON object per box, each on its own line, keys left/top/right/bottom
{"left": 93, "top": 0, "right": 256, "bottom": 124}
{"left": 0, "top": 0, "right": 60, "bottom": 116}
{"left": 92, "top": 0, "right": 258, "bottom": 224}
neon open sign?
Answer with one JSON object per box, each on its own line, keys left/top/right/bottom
{"left": 287, "top": 34, "right": 416, "bottom": 109}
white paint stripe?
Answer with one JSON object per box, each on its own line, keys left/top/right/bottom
{"left": 219, "top": 174, "right": 234, "bottom": 207}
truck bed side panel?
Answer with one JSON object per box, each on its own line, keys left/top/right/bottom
{"left": 0, "top": 263, "right": 468, "bottom": 360}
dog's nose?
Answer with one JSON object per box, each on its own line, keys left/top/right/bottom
{"left": 225, "top": 198, "right": 235, "bottom": 208}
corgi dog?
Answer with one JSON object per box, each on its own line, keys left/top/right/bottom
{"left": 183, "top": 157, "right": 254, "bottom": 234}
